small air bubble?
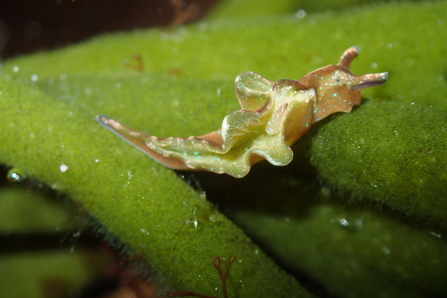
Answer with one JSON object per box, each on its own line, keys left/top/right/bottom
{"left": 59, "top": 73, "right": 67, "bottom": 81}
{"left": 339, "top": 218, "right": 349, "bottom": 227}
{"left": 31, "top": 74, "right": 38, "bottom": 82}
{"left": 12, "top": 66, "right": 19, "bottom": 72}
{"left": 295, "top": 9, "right": 306, "bottom": 18}
{"left": 7, "top": 168, "right": 26, "bottom": 183}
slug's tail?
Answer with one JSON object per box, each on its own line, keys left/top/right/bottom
{"left": 96, "top": 115, "right": 192, "bottom": 170}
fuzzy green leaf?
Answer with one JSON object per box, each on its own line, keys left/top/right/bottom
{"left": 1, "top": 1, "right": 447, "bottom": 296}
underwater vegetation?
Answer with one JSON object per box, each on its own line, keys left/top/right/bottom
{"left": 1, "top": 0, "right": 447, "bottom": 297}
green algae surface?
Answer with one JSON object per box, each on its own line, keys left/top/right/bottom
{"left": 1, "top": 0, "right": 447, "bottom": 297}
{"left": 0, "top": 76, "right": 308, "bottom": 296}
{"left": 310, "top": 100, "right": 447, "bottom": 227}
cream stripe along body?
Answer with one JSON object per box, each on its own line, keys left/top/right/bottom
{"left": 97, "top": 47, "right": 388, "bottom": 178}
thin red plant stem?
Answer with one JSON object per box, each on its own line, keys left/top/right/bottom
{"left": 167, "top": 255, "right": 236, "bottom": 298}
{"left": 212, "top": 256, "right": 236, "bottom": 298}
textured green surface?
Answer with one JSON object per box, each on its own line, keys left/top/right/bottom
{"left": 4, "top": 2, "right": 446, "bottom": 108}
{"left": 1, "top": 0, "right": 447, "bottom": 297}
{"left": 310, "top": 100, "right": 447, "bottom": 227}
{"left": 0, "top": 76, "right": 307, "bottom": 296}
{"left": 206, "top": 0, "right": 442, "bottom": 19}
{"left": 199, "top": 162, "right": 447, "bottom": 297}
{"left": 232, "top": 198, "right": 447, "bottom": 298}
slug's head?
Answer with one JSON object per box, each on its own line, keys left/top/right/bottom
{"left": 301, "top": 46, "right": 388, "bottom": 122}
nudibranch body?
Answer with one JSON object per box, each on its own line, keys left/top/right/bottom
{"left": 98, "top": 47, "right": 388, "bottom": 178}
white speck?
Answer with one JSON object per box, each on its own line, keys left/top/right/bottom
{"left": 31, "top": 74, "right": 38, "bottom": 82}
{"left": 140, "top": 228, "right": 150, "bottom": 235}
{"left": 59, "top": 73, "right": 67, "bottom": 81}
{"left": 295, "top": 9, "right": 306, "bottom": 18}
{"left": 430, "top": 231, "right": 442, "bottom": 238}
{"left": 381, "top": 246, "right": 390, "bottom": 255}
{"left": 94, "top": 159, "right": 99, "bottom": 163}
{"left": 59, "top": 164, "right": 69, "bottom": 172}
{"left": 193, "top": 220, "right": 198, "bottom": 229}
{"left": 339, "top": 218, "right": 349, "bottom": 227}
{"left": 12, "top": 66, "right": 19, "bottom": 72}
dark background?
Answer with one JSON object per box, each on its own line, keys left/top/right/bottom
{"left": 0, "top": 0, "right": 220, "bottom": 59}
